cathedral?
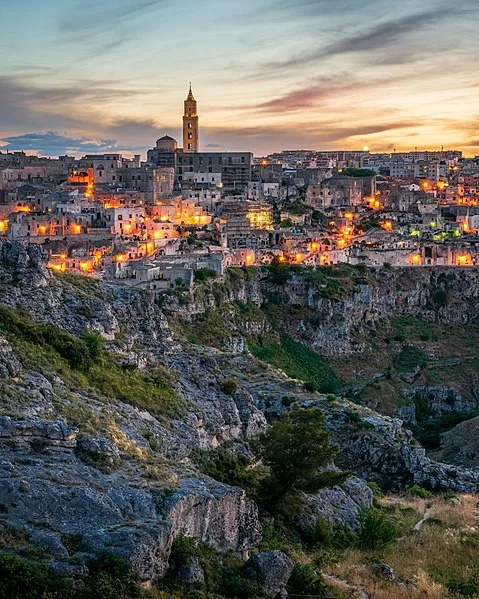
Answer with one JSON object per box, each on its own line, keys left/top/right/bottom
{"left": 147, "top": 86, "right": 253, "bottom": 190}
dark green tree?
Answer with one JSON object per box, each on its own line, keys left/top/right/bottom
{"left": 253, "top": 405, "right": 348, "bottom": 502}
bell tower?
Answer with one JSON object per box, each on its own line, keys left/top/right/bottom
{"left": 183, "top": 83, "right": 199, "bottom": 153}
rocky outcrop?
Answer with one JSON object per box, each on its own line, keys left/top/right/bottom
{"left": 247, "top": 550, "right": 294, "bottom": 597}
{"left": 400, "top": 386, "right": 478, "bottom": 420}
{"left": 176, "top": 557, "right": 205, "bottom": 585}
{"left": 165, "top": 478, "right": 261, "bottom": 558}
{"left": 0, "top": 419, "right": 261, "bottom": 581}
{"left": 299, "top": 475, "right": 373, "bottom": 531}
{"left": 76, "top": 435, "right": 121, "bottom": 469}
{"left": 431, "top": 416, "right": 479, "bottom": 468}
{"left": 165, "top": 266, "right": 479, "bottom": 356}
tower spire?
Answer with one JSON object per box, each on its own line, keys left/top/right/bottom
{"left": 183, "top": 84, "right": 199, "bottom": 152}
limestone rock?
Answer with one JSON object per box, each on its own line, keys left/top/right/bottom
{"left": 165, "top": 477, "right": 261, "bottom": 555}
{"left": 300, "top": 475, "right": 373, "bottom": 531}
{"left": 176, "top": 557, "right": 205, "bottom": 585}
{"left": 247, "top": 550, "right": 294, "bottom": 597}
{"left": 76, "top": 435, "right": 121, "bottom": 468}
{"left": 371, "top": 562, "right": 397, "bottom": 581}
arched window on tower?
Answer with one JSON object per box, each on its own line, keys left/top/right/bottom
{"left": 188, "top": 123, "right": 192, "bottom": 129}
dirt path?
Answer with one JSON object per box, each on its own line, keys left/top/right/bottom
{"left": 413, "top": 506, "right": 431, "bottom": 532}
{"left": 397, "top": 504, "right": 431, "bottom": 541}
{"left": 323, "top": 573, "right": 370, "bottom": 599}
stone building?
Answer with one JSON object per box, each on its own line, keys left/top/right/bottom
{"left": 147, "top": 87, "right": 252, "bottom": 190}
{"left": 183, "top": 85, "right": 199, "bottom": 153}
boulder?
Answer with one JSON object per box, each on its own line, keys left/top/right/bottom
{"left": 176, "top": 557, "right": 205, "bottom": 585}
{"left": 299, "top": 475, "right": 373, "bottom": 531}
{"left": 247, "top": 550, "right": 294, "bottom": 597}
{"left": 371, "top": 562, "right": 397, "bottom": 581}
{"left": 165, "top": 477, "right": 261, "bottom": 556}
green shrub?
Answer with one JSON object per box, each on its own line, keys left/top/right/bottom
{"left": 356, "top": 506, "right": 396, "bottom": 550}
{"left": 252, "top": 406, "right": 348, "bottom": 503}
{"left": 309, "top": 517, "right": 355, "bottom": 550}
{"left": 195, "top": 268, "right": 217, "bottom": 283}
{"left": 287, "top": 563, "right": 325, "bottom": 595}
{"left": 193, "top": 447, "right": 261, "bottom": 497}
{"left": 392, "top": 346, "right": 429, "bottom": 373}
{"left": 407, "top": 484, "right": 433, "bottom": 499}
{"left": 367, "top": 482, "right": 384, "bottom": 498}
{"left": 447, "top": 575, "right": 479, "bottom": 598}
{"left": 0, "top": 552, "right": 147, "bottom": 599}
{"left": 82, "top": 553, "right": 145, "bottom": 599}
{"left": 0, "top": 553, "right": 75, "bottom": 598}
{"left": 220, "top": 378, "right": 238, "bottom": 396}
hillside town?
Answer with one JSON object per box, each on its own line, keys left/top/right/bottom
{"left": 1, "top": 86, "right": 479, "bottom": 294}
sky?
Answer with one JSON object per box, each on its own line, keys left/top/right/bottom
{"left": 0, "top": 0, "right": 478, "bottom": 158}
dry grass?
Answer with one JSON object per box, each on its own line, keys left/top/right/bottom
{"left": 324, "top": 494, "right": 479, "bottom": 599}
{"left": 429, "top": 494, "right": 479, "bottom": 528}
{"left": 106, "top": 419, "right": 149, "bottom": 462}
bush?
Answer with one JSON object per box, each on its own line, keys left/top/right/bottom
{"left": 195, "top": 268, "right": 217, "bottom": 283}
{"left": 408, "top": 484, "right": 433, "bottom": 499}
{"left": 356, "top": 506, "right": 396, "bottom": 550}
{"left": 287, "top": 563, "right": 325, "bottom": 595}
{"left": 0, "top": 553, "right": 75, "bottom": 599}
{"left": 193, "top": 447, "right": 261, "bottom": 497}
{"left": 220, "top": 378, "right": 238, "bottom": 396}
{"left": 447, "top": 575, "right": 479, "bottom": 598}
{"left": 392, "top": 346, "right": 429, "bottom": 373}
{"left": 309, "top": 517, "right": 355, "bottom": 550}
{"left": 0, "top": 552, "right": 147, "bottom": 599}
{"left": 367, "top": 482, "right": 384, "bottom": 498}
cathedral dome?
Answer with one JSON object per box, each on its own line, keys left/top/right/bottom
{"left": 156, "top": 135, "right": 178, "bottom": 152}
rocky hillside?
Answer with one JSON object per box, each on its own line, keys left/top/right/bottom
{"left": 1, "top": 244, "right": 479, "bottom": 598}
{"left": 165, "top": 263, "right": 479, "bottom": 464}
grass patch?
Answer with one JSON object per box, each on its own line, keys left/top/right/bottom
{"left": 250, "top": 333, "right": 340, "bottom": 393}
{"left": 0, "top": 306, "right": 184, "bottom": 421}
{"left": 390, "top": 316, "right": 437, "bottom": 343}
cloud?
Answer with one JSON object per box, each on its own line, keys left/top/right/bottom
{"left": 256, "top": 78, "right": 357, "bottom": 112}
{"left": 0, "top": 132, "right": 145, "bottom": 157}
{"left": 57, "top": 0, "right": 168, "bottom": 53}
{"left": 263, "top": 5, "right": 474, "bottom": 71}
{"left": 206, "top": 143, "right": 221, "bottom": 148}
{"left": 0, "top": 75, "right": 146, "bottom": 131}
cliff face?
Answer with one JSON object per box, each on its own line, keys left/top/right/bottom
{"left": 164, "top": 265, "right": 479, "bottom": 356}
{"left": 0, "top": 243, "right": 479, "bottom": 584}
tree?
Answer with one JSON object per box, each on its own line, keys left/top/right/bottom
{"left": 342, "top": 168, "right": 377, "bottom": 178}
{"left": 280, "top": 218, "right": 293, "bottom": 228}
{"left": 253, "top": 405, "right": 348, "bottom": 502}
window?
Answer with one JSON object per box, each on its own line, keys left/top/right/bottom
{"left": 188, "top": 123, "right": 192, "bottom": 129}
{"left": 188, "top": 133, "right": 193, "bottom": 140}
{"left": 118, "top": 215, "right": 123, "bottom": 221}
